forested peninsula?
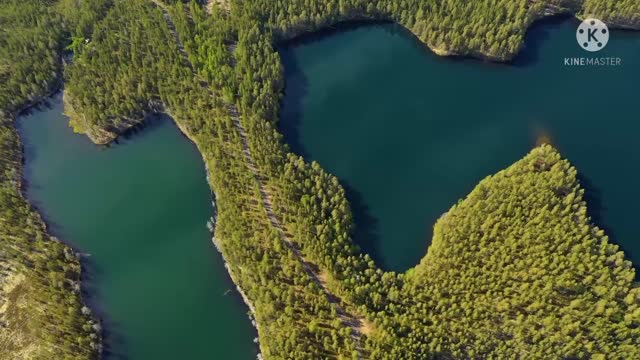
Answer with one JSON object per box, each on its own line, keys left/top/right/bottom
{"left": 1, "top": 0, "right": 639, "bottom": 359}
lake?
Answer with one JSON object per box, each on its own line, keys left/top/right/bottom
{"left": 18, "top": 95, "right": 256, "bottom": 360}
{"left": 279, "top": 18, "right": 640, "bottom": 272}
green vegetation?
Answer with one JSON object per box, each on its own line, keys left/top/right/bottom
{"left": 0, "top": 0, "right": 64, "bottom": 116}
{"left": 60, "top": 0, "right": 640, "bottom": 358}
{"left": 0, "top": 0, "right": 111, "bottom": 116}
{"left": 234, "top": 0, "right": 638, "bottom": 61}
{"left": 0, "top": 118, "right": 101, "bottom": 359}
{"left": 63, "top": 0, "right": 193, "bottom": 142}
{"left": 394, "top": 145, "right": 640, "bottom": 358}
{"left": 2, "top": 0, "right": 639, "bottom": 358}
{"left": 65, "top": 1, "right": 359, "bottom": 357}
{"left": 583, "top": 0, "right": 640, "bottom": 28}
{"left": 0, "top": 1, "right": 103, "bottom": 359}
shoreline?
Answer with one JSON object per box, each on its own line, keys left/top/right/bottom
{"left": 8, "top": 88, "right": 104, "bottom": 359}
{"left": 275, "top": 10, "right": 638, "bottom": 63}
{"left": 168, "top": 106, "right": 260, "bottom": 322}
{"left": 110, "top": 105, "right": 264, "bottom": 357}
{"left": 16, "top": 96, "right": 262, "bottom": 358}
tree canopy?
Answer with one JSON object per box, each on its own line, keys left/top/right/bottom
{"left": 2, "top": 0, "right": 639, "bottom": 358}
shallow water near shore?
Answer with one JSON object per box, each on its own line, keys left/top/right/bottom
{"left": 18, "top": 94, "right": 256, "bottom": 359}
{"left": 279, "top": 19, "right": 640, "bottom": 272}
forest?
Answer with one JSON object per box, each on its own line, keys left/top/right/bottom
{"left": 233, "top": 0, "right": 638, "bottom": 61}
{"left": 1, "top": 0, "right": 639, "bottom": 358}
{"left": 390, "top": 145, "right": 640, "bottom": 358}
{"left": 0, "top": 118, "right": 101, "bottom": 359}
{"left": 0, "top": 1, "right": 102, "bottom": 359}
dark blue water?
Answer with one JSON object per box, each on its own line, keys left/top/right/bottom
{"left": 280, "top": 19, "right": 640, "bottom": 272}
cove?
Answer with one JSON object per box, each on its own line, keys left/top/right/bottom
{"left": 279, "top": 19, "right": 640, "bottom": 272}
{"left": 18, "top": 95, "right": 255, "bottom": 359}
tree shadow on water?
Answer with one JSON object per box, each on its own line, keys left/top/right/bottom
{"left": 277, "top": 45, "right": 310, "bottom": 158}
{"left": 278, "top": 19, "right": 393, "bottom": 48}
{"left": 277, "top": 40, "right": 387, "bottom": 269}
{"left": 80, "top": 260, "right": 131, "bottom": 360}
{"left": 277, "top": 20, "right": 397, "bottom": 157}
{"left": 112, "top": 113, "right": 167, "bottom": 146}
{"left": 512, "top": 15, "right": 573, "bottom": 67}
{"left": 578, "top": 173, "right": 640, "bottom": 281}
{"left": 342, "top": 182, "right": 386, "bottom": 269}
{"left": 382, "top": 15, "right": 572, "bottom": 69}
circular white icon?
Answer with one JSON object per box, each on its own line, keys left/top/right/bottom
{"left": 577, "top": 18, "right": 609, "bottom": 52}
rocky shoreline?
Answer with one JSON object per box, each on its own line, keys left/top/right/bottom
{"left": 5, "top": 88, "right": 103, "bottom": 359}
{"left": 63, "top": 90, "right": 164, "bottom": 145}
{"left": 162, "top": 110, "right": 264, "bottom": 359}
{"left": 62, "top": 71, "right": 265, "bottom": 356}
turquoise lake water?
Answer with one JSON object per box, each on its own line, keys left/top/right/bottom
{"left": 18, "top": 96, "right": 256, "bottom": 359}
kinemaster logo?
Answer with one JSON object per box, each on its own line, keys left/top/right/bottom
{"left": 564, "top": 18, "right": 622, "bottom": 67}
{"left": 577, "top": 18, "right": 609, "bottom": 51}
